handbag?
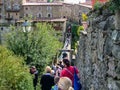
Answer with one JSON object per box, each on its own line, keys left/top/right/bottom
{"left": 74, "top": 67, "right": 82, "bottom": 90}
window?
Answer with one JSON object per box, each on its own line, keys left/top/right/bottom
{"left": 48, "top": 14, "right": 51, "bottom": 18}
{"left": 26, "top": 14, "right": 28, "bottom": 17}
{"left": 25, "top": 7, "right": 28, "bottom": 10}
{"left": 8, "top": 13, "right": 10, "bottom": 18}
{"left": 37, "top": 13, "right": 42, "bottom": 18}
{"left": 39, "top": 14, "right": 41, "bottom": 18}
{"left": 0, "top": 8, "right": 1, "bottom": 13}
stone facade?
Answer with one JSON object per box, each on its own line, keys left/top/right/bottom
{"left": 62, "top": 3, "right": 73, "bottom": 19}
{"left": 25, "top": 0, "right": 63, "bottom": 3}
{"left": 21, "top": 2, "right": 91, "bottom": 23}
{"left": 62, "top": 3, "right": 91, "bottom": 23}
{"left": 22, "top": 3, "right": 63, "bottom": 19}
{"left": 0, "top": 0, "right": 91, "bottom": 24}
{"left": 3, "top": 0, "right": 21, "bottom": 23}
{"left": 0, "top": 0, "right": 5, "bottom": 23}
{"left": 75, "top": 5, "right": 120, "bottom": 90}
{"left": 26, "top": 0, "right": 47, "bottom": 3}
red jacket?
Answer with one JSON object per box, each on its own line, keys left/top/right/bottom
{"left": 60, "top": 66, "right": 79, "bottom": 86}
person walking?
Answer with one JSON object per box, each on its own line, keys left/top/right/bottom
{"left": 51, "top": 76, "right": 60, "bottom": 90}
{"left": 58, "top": 77, "right": 74, "bottom": 90}
{"left": 30, "top": 66, "right": 38, "bottom": 90}
{"left": 40, "top": 66, "right": 54, "bottom": 90}
{"left": 60, "top": 59, "right": 79, "bottom": 86}
{"left": 62, "top": 53, "right": 68, "bottom": 59}
{"left": 55, "top": 63, "right": 62, "bottom": 76}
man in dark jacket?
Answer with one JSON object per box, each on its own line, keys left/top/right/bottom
{"left": 40, "top": 66, "right": 54, "bottom": 90}
{"left": 30, "top": 66, "right": 38, "bottom": 90}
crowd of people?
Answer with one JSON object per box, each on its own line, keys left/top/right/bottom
{"left": 30, "top": 55, "right": 80, "bottom": 90}
{"left": 29, "top": 25, "right": 80, "bottom": 90}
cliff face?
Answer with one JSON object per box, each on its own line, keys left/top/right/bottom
{"left": 75, "top": 7, "right": 120, "bottom": 90}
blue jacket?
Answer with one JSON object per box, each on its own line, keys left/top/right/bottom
{"left": 51, "top": 84, "right": 58, "bottom": 90}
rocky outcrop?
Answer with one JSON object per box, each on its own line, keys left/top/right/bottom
{"left": 75, "top": 6, "right": 120, "bottom": 90}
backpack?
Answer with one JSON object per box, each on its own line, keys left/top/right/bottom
{"left": 64, "top": 66, "right": 82, "bottom": 90}
{"left": 74, "top": 67, "right": 82, "bottom": 90}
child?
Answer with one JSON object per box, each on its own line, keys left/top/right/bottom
{"left": 51, "top": 76, "right": 60, "bottom": 90}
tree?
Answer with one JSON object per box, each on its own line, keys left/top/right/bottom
{"left": 4, "top": 23, "right": 62, "bottom": 73}
{"left": 0, "top": 46, "right": 34, "bottom": 90}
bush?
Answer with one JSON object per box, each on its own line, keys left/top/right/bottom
{"left": 71, "top": 25, "right": 79, "bottom": 50}
{"left": 82, "top": 13, "right": 88, "bottom": 21}
{"left": 0, "top": 46, "right": 34, "bottom": 90}
{"left": 77, "top": 26, "right": 84, "bottom": 36}
{"left": 94, "top": 1, "right": 103, "bottom": 10}
{"left": 4, "top": 23, "right": 62, "bottom": 74}
{"left": 109, "top": 0, "right": 120, "bottom": 11}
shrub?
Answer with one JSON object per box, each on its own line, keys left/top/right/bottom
{"left": 0, "top": 46, "right": 34, "bottom": 90}
{"left": 77, "top": 26, "right": 84, "bottom": 36}
{"left": 94, "top": 1, "right": 103, "bottom": 10}
{"left": 109, "top": 0, "right": 120, "bottom": 11}
{"left": 82, "top": 13, "right": 88, "bottom": 21}
{"left": 4, "top": 23, "right": 62, "bottom": 74}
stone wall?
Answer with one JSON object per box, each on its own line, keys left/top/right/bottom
{"left": 75, "top": 6, "right": 120, "bottom": 90}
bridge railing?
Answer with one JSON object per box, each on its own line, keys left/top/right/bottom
{"left": 58, "top": 33, "right": 73, "bottom": 61}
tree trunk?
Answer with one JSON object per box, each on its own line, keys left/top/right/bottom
{"left": 115, "top": 10, "right": 120, "bottom": 30}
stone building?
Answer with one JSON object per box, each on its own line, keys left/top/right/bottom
{"left": 62, "top": 3, "right": 91, "bottom": 23}
{"left": 0, "top": 0, "right": 91, "bottom": 25}
{"left": 4, "top": 0, "right": 22, "bottom": 24}
{"left": 22, "top": 2, "right": 63, "bottom": 19}
{"left": 22, "top": 1, "right": 66, "bottom": 33}
{"left": 25, "top": 0, "right": 47, "bottom": 3}
{"left": 62, "top": 3, "right": 73, "bottom": 20}
{"left": 24, "top": 0, "right": 63, "bottom": 3}
{"left": 0, "top": 0, "right": 5, "bottom": 24}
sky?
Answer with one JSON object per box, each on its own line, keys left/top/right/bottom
{"left": 64, "top": 0, "right": 86, "bottom": 4}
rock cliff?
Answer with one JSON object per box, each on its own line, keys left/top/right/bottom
{"left": 75, "top": 5, "right": 120, "bottom": 90}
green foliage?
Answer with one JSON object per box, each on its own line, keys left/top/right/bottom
{"left": 77, "top": 26, "right": 84, "bottom": 36}
{"left": 54, "top": 31, "right": 63, "bottom": 41}
{"left": 23, "top": 16, "right": 32, "bottom": 21}
{"left": 4, "top": 23, "right": 62, "bottom": 73}
{"left": 82, "top": 13, "right": 88, "bottom": 21}
{"left": 71, "top": 25, "right": 79, "bottom": 50}
{"left": 109, "top": 0, "right": 120, "bottom": 11}
{"left": 94, "top": 1, "right": 103, "bottom": 10}
{"left": 0, "top": 46, "right": 34, "bottom": 90}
